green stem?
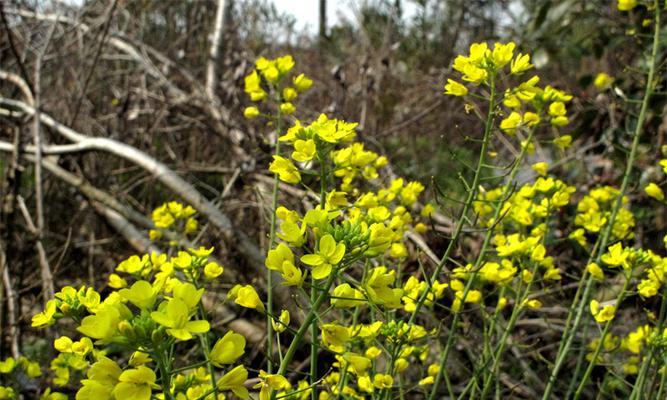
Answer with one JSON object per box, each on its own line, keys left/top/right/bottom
{"left": 157, "top": 351, "right": 174, "bottom": 400}
{"left": 542, "top": 5, "right": 661, "bottom": 398}
{"left": 276, "top": 272, "right": 338, "bottom": 377}
{"left": 480, "top": 264, "right": 539, "bottom": 398}
{"left": 631, "top": 289, "right": 667, "bottom": 399}
{"left": 267, "top": 100, "right": 284, "bottom": 373}
{"left": 573, "top": 271, "right": 632, "bottom": 399}
{"left": 408, "top": 74, "right": 497, "bottom": 325}
{"left": 428, "top": 125, "right": 536, "bottom": 400}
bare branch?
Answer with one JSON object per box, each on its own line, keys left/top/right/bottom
{"left": 206, "top": 0, "right": 227, "bottom": 102}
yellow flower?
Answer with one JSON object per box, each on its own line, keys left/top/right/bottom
{"left": 601, "top": 242, "right": 629, "bottom": 267}
{"left": 373, "top": 374, "right": 394, "bottom": 389}
{"left": 210, "top": 331, "right": 246, "bottom": 366}
{"left": 531, "top": 162, "right": 549, "bottom": 176}
{"left": 293, "top": 73, "right": 313, "bottom": 92}
{"left": 269, "top": 156, "right": 301, "bottom": 184}
{"left": 216, "top": 365, "right": 249, "bottom": 398}
{"left": 275, "top": 55, "right": 295, "bottom": 74}
{"left": 594, "top": 73, "right": 614, "bottom": 90}
{"left": 548, "top": 101, "right": 566, "bottom": 117}
{"left": 0, "top": 358, "right": 16, "bottom": 374}
{"left": 150, "top": 299, "right": 210, "bottom": 341}
{"left": 204, "top": 262, "right": 224, "bottom": 279}
{"left": 510, "top": 53, "right": 533, "bottom": 74}
{"left": 229, "top": 284, "right": 265, "bottom": 311}
{"left": 523, "top": 112, "right": 540, "bottom": 126}
{"left": 76, "top": 357, "right": 121, "bottom": 400}
{"left": 523, "top": 299, "right": 542, "bottom": 310}
{"left": 491, "top": 42, "right": 515, "bottom": 68}
{"left": 358, "top": 375, "right": 374, "bottom": 393}
{"left": 587, "top": 262, "right": 605, "bottom": 280}
{"left": 108, "top": 273, "right": 127, "bottom": 289}
{"left": 243, "top": 106, "right": 260, "bottom": 119}
{"left": 119, "top": 280, "right": 157, "bottom": 310}
{"left": 111, "top": 366, "right": 157, "bottom": 400}
{"left": 443, "top": 79, "right": 468, "bottom": 96}
{"left": 363, "top": 267, "right": 403, "bottom": 307}
{"left": 280, "top": 260, "right": 305, "bottom": 287}
{"left": 78, "top": 305, "right": 124, "bottom": 341}
{"left": 172, "top": 281, "right": 204, "bottom": 309}
{"left": 618, "top": 0, "right": 637, "bottom": 11}
{"left": 331, "top": 283, "right": 365, "bottom": 308}
{"left": 590, "top": 299, "right": 616, "bottom": 323}
{"left": 244, "top": 70, "right": 267, "bottom": 101}
{"left": 292, "top": 139, "right": 316, "bottom": 162}
{"left": 255, "top": 371, "right": 291, "bottom": 400}
{"left": 280, "top": 102, "right": 296, "bottom": 115}
{"left": 553, "top": 135, "right": 572, "bottom": 148}
{"left": 300, "top": 234, "right": 346, "bottom": 279}
{"left": 283, "top": 87, "right": 298, "bottom": 101}
{"left": 645, "top": 183, "right": 664, "bottom": 201}
{"left": 271, "top": 310, "right": 290, "bottom": 333}
{"left": 500, "top": 112, "right": 522, "bottom": 134}
{"left": 32, "top": 299, "right": 57, "bottom": 328}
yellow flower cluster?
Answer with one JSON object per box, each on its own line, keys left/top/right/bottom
{"left": 574, "top": 186, "right": 635, "bottom": 242}
{"left": 30, "top": 229, "right": 254, "bottom": 400}
{"left": 243, "top": 54, "right": 312, "bottom": 118}
{"left": 149, "top": 201, "right": 197, "bottom": 241}
{"left": 316, "top": 320, "right": 434, "bottom": 398}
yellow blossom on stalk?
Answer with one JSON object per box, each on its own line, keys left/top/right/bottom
{"left": 301, "top": 234, "right": 346, "bottom": 279}
{"left": 510, "top": 53, "right": 533, "bottom": 74}
{"left": 292, "top": 139, "right": 316, "bottom": 162}
{"left": 587, "top": 262, "right": 605, "bottom": 280}
{"left": 204, "top": 262, "right": 224, "bottom": 279}
{"left": 590, "top": 299, "right": 616, "bottom": 323}
{"left": 618, "top": 0, "right": 637, "bottom": 11}
{"left": 645, "top": 183, "right": 664, "bottom": 201}
{"left": 217, "top": 365, "right": 249, "bottom": 398}
{"left": 150, "top": 299, "right": 210, "bottom": 341}
{"left": 601, "top": 242, "right": 630, "bottom": 268}
{"left": 244, "top": 70, "right": 267, "bottom": 101}
{"left": 553, "top": 135, "right": 572, "bottom": 148}
{"left": 280, "top": 102, "right": 296, "bottom": 115}
{"left": 76, "top": 357, "right": 122, "bottom": 400}
{"left": 119, "top": 280, "right": 157, "bottom": 310}
{"left": 624, "top": 325, "right": 650, "bottom": 354}
{"left": 523, "top": 299, "right": 542, "bottom": 310}
{"left": 444, "top": 79, "right": 468, "bottom": 96}
{"left": 532, "top": 162, "right": 549, "bottom": 176}
{"left": 243, "top": 106, "right": 260, "bottom": 119}
{"left": 373, "top": 374, "right": 394, "bottom": 389}
{"left": 293, "top": 73, "right": 313, "bottom": 92}
{"left": 321, "top": 323, "right": 350, "bottom": 352}
{"left": 229, "top": 284, "right": 265, "bottom": 311}
{"left": 271, "top": 310, "right": 290, "bottom": 333}
{"left": 283, "top": 87, "right": 297, "bottom": 101}
{"left": 108, "top": 273, "right": 127, "bottom": 289}
{"left": 500, "top": 112, "right": 522, "bottom": 134}
{"left": 269, "top": 155, "right": 301, "bottom": 184}
{"left": 363, "top": 266, "right": 403, "bottom": 307}
{"left": 210, "top": 331, "right": 246, "bottom": 367}
{"left": 255, "top": 371, "right": 291, "bottom": 400}
{"left": 594, "top": 73, "right": 614, "bottom": 90}
{"left": 32, "top": 299, "right": 57, "bottom": 327}
{"left": 78, "top": 304, "right": 125, "bottom": 342}
{"left": 112, "top": 366, "right": 157, "bottom": 400}
{"left": 332, "top": 283, "right": 365, "bottom": 308}
{"left": 491, "top": 42, "right": 515, "bottom": 68}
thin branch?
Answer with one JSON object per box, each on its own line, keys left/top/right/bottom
{"left": 205, "top": 0, "right": 227, "bottom": 103}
